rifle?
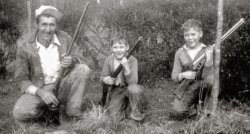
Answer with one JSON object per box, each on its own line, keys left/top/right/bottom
{"left": 174, "top": 18, "right": 245, "bottom": 100}
{"left": 100, "top": 36, "right": 143, "bottom": 108}
{"left": 45, "top": 2, "right": 89, "bottom": 126}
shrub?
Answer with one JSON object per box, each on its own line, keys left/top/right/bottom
{"left": 96, "top": 0, "right": 250, "bottom": 99}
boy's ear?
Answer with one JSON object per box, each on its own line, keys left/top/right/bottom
{"left": 199, "top": 31, "right": 203, "bottom": 38}
{"left": 126, "top": 44, "right": 129, "bottom": 51}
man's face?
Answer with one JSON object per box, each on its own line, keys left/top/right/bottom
{"left": 183, "top": 27, "right": 203, "bottom": 49}
{"left": 111, "top": 42, "right": 129, "bottom": 60}
{"left": 37, "top": 16, "right": 57, "bottom": 44}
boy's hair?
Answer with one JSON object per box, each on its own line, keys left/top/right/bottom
{"left": 181, "top": 19, "right": 202, "bottom": 32}
{"left": 110, "top": 33, "right": 127, "bottom": 46}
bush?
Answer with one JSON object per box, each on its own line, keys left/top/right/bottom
{"left": 97, "top": 0, "right": 250, "bottom": 98}
{"left": 0, "top": 0, "right": 22, "bottom": 80}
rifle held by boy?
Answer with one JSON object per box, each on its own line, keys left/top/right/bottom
{"left": 174, "top": 18, "right": 245, "bottom": 100}
{"left": 45, "top": 2, "right": 89, "bottom": 126}
{"left": 100, "top": 36, "right": 143, "bottom": 108}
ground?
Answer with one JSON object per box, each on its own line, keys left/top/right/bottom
{"left": 0, "top": 79, "right": 250, "bottom": 134}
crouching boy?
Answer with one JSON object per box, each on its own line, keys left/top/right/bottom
{"left": 170, "top": 19, "right": 214, "bottom": 119}
{"left": 100, "top": 34, "right": 145, "bottom": 122}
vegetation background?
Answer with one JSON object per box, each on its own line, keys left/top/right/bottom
{"left": 0, "top": 0, "right": 250, "bottom": 133}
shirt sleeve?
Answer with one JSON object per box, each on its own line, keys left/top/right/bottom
{"left": 100, "top": 57, "right": 111, "bottom": 83}
{"left": 171, "top": 50, "right": 183, "bottom": 82}
{"left": 124, "top": 57, "right": 138, "bottom": 84}
{"left": 15, "top": 44, "right": 34, "bottom": 93}
{"left": 25, "top": 85, "right": 38, "bottom": 95}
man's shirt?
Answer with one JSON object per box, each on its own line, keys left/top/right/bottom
{"left": 26, "top": 34, "right": 61, "bottom": 95}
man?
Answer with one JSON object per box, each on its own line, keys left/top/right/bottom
{"left": 13, "top": 5, "right": 91, "bottom": 122}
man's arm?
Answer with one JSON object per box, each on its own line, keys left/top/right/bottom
{"left": 15, "top": 44, "right": 35, "bottom": 93}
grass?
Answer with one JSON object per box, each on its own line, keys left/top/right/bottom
{"left": 1, "top": 79, "right": 250, "bottom": 134}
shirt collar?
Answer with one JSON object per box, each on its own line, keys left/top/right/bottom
{"left": 183, "top": 43, "right": 206, "bottom": 50}
{"left": 36, "top": 34, "right": 61, "bottom": 48}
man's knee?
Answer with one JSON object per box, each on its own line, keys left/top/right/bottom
{"left": 12, "top": 95, "right": 43, "bottom": 121}
{"left": 13, "top": 104, "right": 40, "bottom": 121}
{"left": 77, "top": 64, "right": 91, "bottom": 76}
{"left": 127, "top": 84, "right": 143, "bottom": 94}
{"left": 70, "top": 64, "right": 91, "bottom": 80}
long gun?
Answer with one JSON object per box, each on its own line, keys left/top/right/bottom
{"left": 45, "top": 2, "right": 89, "bottom": 126}
{"left": 174, "top": 18, "right": 245, "bottom": 100}
{"left": 100, "top": 36, "right": 143, "bottom": 107}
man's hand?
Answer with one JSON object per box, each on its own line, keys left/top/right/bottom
{"left": 181, "top": 71, "right": 197, "bottom": 80}
{"left": 61, "top": 53, "right": 73, "bottom": 68}
{"left": 121, "top": 57, "right": 131, "bottom": 75}
{"left": 103, "top": 76, "right": 115, "bottom": 85}
{"left": 36, "top": 88, "right": 59, "bottom": 105}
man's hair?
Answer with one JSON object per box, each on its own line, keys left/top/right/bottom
{"left": 35, "top": 14, "right": 58, "bottom": 24}
{"left": 181, "top": 19, "right": 202, "bottom": 32}
{"left": 110, "top": 33, "right": 127, "bottom": 46}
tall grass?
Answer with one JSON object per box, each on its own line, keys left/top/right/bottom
{"left": 11, "top": 102, "right": 250, "bottom": 134}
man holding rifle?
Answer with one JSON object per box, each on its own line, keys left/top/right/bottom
{"left": 13, "top": 5, "right": 91, "bottom": 122}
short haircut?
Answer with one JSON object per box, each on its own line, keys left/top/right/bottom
{"left": 181, "top": 19, "right": 202, "bottom": 32}
{"left": 111, "top": 33, "right": 127, "bottom": 46}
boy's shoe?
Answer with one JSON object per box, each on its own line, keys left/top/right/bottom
{"left": 130, "top": 113, "right": 145, "bottom": 121}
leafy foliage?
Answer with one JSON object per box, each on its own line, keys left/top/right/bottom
{"left": 0, "top": 0, "right": 22, "bottom": 80}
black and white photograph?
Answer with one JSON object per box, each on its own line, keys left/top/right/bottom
{"left": 0, "top": 0, "right": 250, "bottom": 133}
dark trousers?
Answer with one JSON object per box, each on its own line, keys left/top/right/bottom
{"left": 107, "top": 84, "right": 145, "bottom": 121}
{"left": 171, "top": 80, "right": 212, "bottom": 118}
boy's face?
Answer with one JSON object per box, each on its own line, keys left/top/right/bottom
{"left": 111, "top": 42, "right": 129, "bottom": 60}
{"left": 183, "top": 27, "right": 203, "bottom": 49}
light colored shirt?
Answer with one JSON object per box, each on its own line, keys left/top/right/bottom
{"left": 25, "top": 34, "right": 61, "bottom": 95}
{"left": 183, "top": 44, "right": 205, "bottom": 60}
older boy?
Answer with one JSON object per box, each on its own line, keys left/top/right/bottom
{"left": 171, "top": 19, "right": 214, "bottom": 119}
{"left": 100, "top": 34, "right": 145, "bottom": 122}
{"left": 13, "top": 5, "right": 91, "bottom": 122}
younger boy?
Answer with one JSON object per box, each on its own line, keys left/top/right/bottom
{"left": 170, "top": 19, "right": 214, "bottom": 119}
{"left": 100, "top": 34, "right": 145, "bottom": 122}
